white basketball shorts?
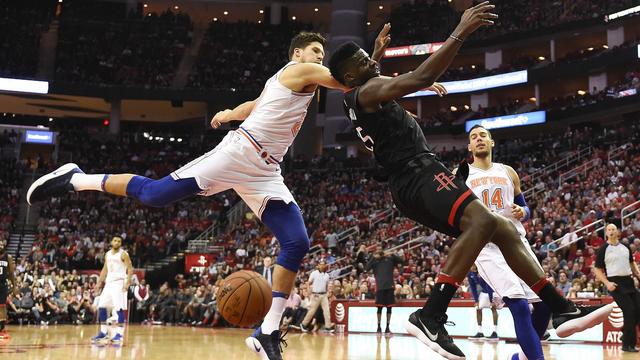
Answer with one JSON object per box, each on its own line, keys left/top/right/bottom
{"left": 171, "top": 130, "right": 296, "bottom": 218}
{"left": 475, "top": 238, "right": 541, "bottom": 302}
{"left": 98, "top": 280, "right": 128, "bottom": 310}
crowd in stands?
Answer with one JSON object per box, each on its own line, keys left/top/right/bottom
{"left": 55, "top": 7, "right": 192, "bottom": 88}
{"left": 0, "top": 1, "right": 54, "bottom": 79}
{"left": 186, "top": 21, "right": 313, "bottom": 91}
{"left": 388, "top": 0, "right": 636, "bottom": 47}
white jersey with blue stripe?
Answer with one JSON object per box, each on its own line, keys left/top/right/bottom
{"left": 240, "top": 61, "right": 315, "bottom": 162}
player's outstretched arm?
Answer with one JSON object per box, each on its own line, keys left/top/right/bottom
{"left": 280, "top": 63, "right": 351, "bottom": 92}
{"left": 358, "top": 2, "right": 496, "bottom": 108}
{"left": 210, "top": 100, "right": 257, "bottom": 128}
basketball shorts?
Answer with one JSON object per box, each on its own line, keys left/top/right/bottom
{"left": 389, "top": 154, "right": 477, "bottom": 237}
{"left": 98, "top": 280, "right": 128, "bottom": 310}
{"left": 477, "top": 292, "right": 492, "bottom": 309}
{"left": 475, "top": 239, "right": 541, "bottom": 302}
{"left": 375, "top": 289, "right": 395, "bottom": 306}
{"left": 171, "top": 130, "right": 296, "bottom": 218}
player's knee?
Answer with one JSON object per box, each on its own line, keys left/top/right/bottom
{"left": 276, "top": 234, "right": 310, "bottom": 272}
{"left": 275, "top": 226, "right": 310, "bottom": 272}
{"left": 98, "top": 308, "right": 108, "bottom": 322}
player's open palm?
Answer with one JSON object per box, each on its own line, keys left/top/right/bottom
{"left": 456, "top": 1, "right": 498, "bottom": 38}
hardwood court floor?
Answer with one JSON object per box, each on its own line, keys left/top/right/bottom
{"left": 0, "top": 325, "right": 636, "bottom": 360}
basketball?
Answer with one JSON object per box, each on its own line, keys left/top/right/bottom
{"left": 216, "top": 270, "right": 273, "bottom": 327}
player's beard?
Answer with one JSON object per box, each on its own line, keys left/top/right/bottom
{"left": 474, "top": 149, "right": 490, "bottom": 159}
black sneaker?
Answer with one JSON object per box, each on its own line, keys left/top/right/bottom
{"left": 27, "top": 163, "right": 83, "bottom": 205}
{"left": 621, "top": 345, "right": 639, "bottom": 353}
{"left": 384, "top": 327, "right": 391, "bottom": 335}
{"left": 552, "top": 303, "right": 613, "bottom": 338}
{"left": 486, "top": 331, "right": 499, "bottom": 341}
{"left": 468, "top": 332, "right": 484, "bottom": 340}
{"left": 245, "top": 327, "right": 287, "bottom": 360}
{"left": 299, "top": 323, "right": 310, "bottom": 333}
{"left": 404, "top": 310, "right": 465, "bottom": 360}
{"left": 376, "top": 326, "right": 382, "bottom": 334}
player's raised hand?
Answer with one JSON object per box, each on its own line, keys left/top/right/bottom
{"left": 211, "top": 109, "right": 233, "bottom": 129}
{"left": 372, "top": 23, "right": 391, "bottom": 62}
{"left": 427, "top": 82, "right": 447, "bottom": 97}
{"left": 454, "top": 1, "right": 498, "bottom": 39}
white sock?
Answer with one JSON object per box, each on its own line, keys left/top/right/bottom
{"left": 70, "top": 173, "right": 107, "bottom": 192}
{"left": 261, "top": 296, "right": 287, "bottom": 335}
{"left": 476, "top": 324, "right": 482, "bottom": 333}
{"left": 100, "top": 324, "right": 108, "bottom": 334}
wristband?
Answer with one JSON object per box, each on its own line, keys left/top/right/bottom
{"left": 449, "top": 34, "right": 464, "bottom": 43}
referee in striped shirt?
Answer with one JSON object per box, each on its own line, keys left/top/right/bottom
{"left": 594, "top": 223, "right": 640, "bottom": 352}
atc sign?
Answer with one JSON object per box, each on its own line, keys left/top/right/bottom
{"left": 185, "top": 253, "right": 217, "bottom": 273}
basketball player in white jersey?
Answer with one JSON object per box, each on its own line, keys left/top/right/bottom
{"left": 457, "top": 125, "right": 549, "bottom": 360}
{"left": 92, "top": 236, "right": 133, "bottom": 344}
{"left": 27, "top": 27, "right": 392, "bottom": 360}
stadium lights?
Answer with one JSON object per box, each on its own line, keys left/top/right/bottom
{"left": 577, "top": 90, "right": 587, "bottom": 95}
{"left": 471, "top": 65, "right": 476, "bottom": 69}
{"left": 603, "top": 45, "right": 609, "bottom": 49}
{"left": 258, "top": 20, "right": 262, "bottom": 23}
{"left": 538, "top": 56, "right": 545, "bottom": 61}
{"left": 464, "top": 105, "right": 470, "bottom": 110}
{"left": 224, "top": 11, "right": 229, "bottom": 15}
{"left": 143, "top": 4, "right": 148, "bottom": 8}
{"left": 404, "top": 70, "right": 528, "bottom": 98}
{"left": 143, "top": 132, "right": 149, "bottom": 138}
{"left": 378, "top": 5, "right": 384, "bottom": 10}
{"left": 292, "top": 16, "right": 296, "bottom": 20}
{"left": 213, "top": 18, "right": 218, "bottom": 22}
{"left": 605, "top": 5, "right": 640, "bottom": 22}
{"left": 314, "top": 8, "right": 319, "bottom": 12}
{"left": 170, "top": 137, "right": 175, "bottom": 142}
{"left": 0, "top": 77, "right": 48, "bottom": 94}
{"left": 367, "top": 21, "right": 371, "bottom": 26}
{"left": 259, "top": 10, "right": 264, "bottom": 14}
{"left": 450, "top": 106, "right": 458, "bottom": 112}
{"left": 529, "top": 97, "right": 537, "bottom": 102}
{"left": 587, "top": 47, "right": 594, "bottom": 51}
{"left": 177, "top": 138, "right": 183, "bottom": 142}
{"left": 48, "top": 118, "right": 53, "bottom": 122}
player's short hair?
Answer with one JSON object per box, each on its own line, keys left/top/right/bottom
{"left": 468, "top": 124, "right": 492, "bottom": 139}
{"left": 328, "top": 41, "right": 362, "bottom": 85}
{"left": 288, "top": 32, "right": 326, "bottom": 59}
{"left": 112, "top": 236, "right": 122, "bottom": 242}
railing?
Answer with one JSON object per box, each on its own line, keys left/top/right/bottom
{"left": 227, "top": 201, "right": 249, "bottom": 228}
{"left": 553, "top": 219, "right": 605, "bottom": 251}
{"left": 522, "top": 146, "right": 592, "bottom": 199}
{"left": 558, "top": 158, "right": 599, "bottom": 186}
{"left": 608, "top": 142, "right": 631, "bottom": 163}
{"left": 337, "top": 226, "right": 359, "bottom": 244}
{"left": 369, "top": 207, "right": 396, "bottom": 228}
{"left": 384, "top": 235, "right": 427, "bottom": 254}
{"left": 621, "top": 200, "right": 640, "bottom": 232}
{"left": 379, "top": 225, "right": 423, "bottom": 248}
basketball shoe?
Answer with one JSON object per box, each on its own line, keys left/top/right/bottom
{"left": 110, "top": 334, "right": 123, "bottom": 345}
{"left": 27, "top": 163, "right": 83, "bottom": 205}
{"left": 552, "top": 303, "right": 614, "bottom": 337}
{"left": 91, "top": 332, "right": 109, "bottom": 344}
{"left": 404, "top": 310, "right": 465, "bottom": 360}
{"left": 245, "top": 327, "right": 287, "bottom": 360}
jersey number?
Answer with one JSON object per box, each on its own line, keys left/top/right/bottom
{"left": 481, "top": 188, "right": 504, "bottom": 210}
{"left": 355, "top": 126, "right": 374, "bottom": 152}
{"left": 0, "top": 267, "right": 3, "bottom": 275}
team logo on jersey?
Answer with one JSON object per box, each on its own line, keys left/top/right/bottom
{"left": 348, "top": 107, "right": 357, "bottom": 122}
{"left": 434, "top": 172, "right": 458, "bottom": 192}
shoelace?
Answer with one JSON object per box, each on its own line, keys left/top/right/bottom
{"left": 277, "top": 328, "right": 289, "bottom": 353}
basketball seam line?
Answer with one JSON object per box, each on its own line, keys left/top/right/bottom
{"left": 239, "top": 278, "right": 253, "bottom": 326}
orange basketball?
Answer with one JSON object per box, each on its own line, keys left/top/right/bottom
{"left": 216, "top": 270, "right": 272, "bottom": 327}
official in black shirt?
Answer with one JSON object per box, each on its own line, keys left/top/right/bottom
{"left": 594, "top": 224, "right": 640, "bottom": 352}
{"left": 366, "top": 245, "right": 403, "bottom": 334}
{"left": 327, "top": 4, "right": 609, "bottom": 357}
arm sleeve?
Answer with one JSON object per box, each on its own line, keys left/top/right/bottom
{"left": 594, "top": 244, "right": 607, "bottom": 269}
{"left": 478, "top": 277, "right": 494, "bottom": 298}
{"left": 513, "top": 193, "right": 531, "bottom": 221}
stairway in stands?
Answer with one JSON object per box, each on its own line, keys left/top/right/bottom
{"left": 6, "top": 170, "right": 42, "bottom": 259}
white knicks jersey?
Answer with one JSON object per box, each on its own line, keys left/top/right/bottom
{"left": 105, "top": 249, "right": 127, "bottom": 283}
{"left": 241, "top": 61, "right": 315, "bottom": 161}
{"left": 465, "top": 162, "right": 526, "bottom": 237}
